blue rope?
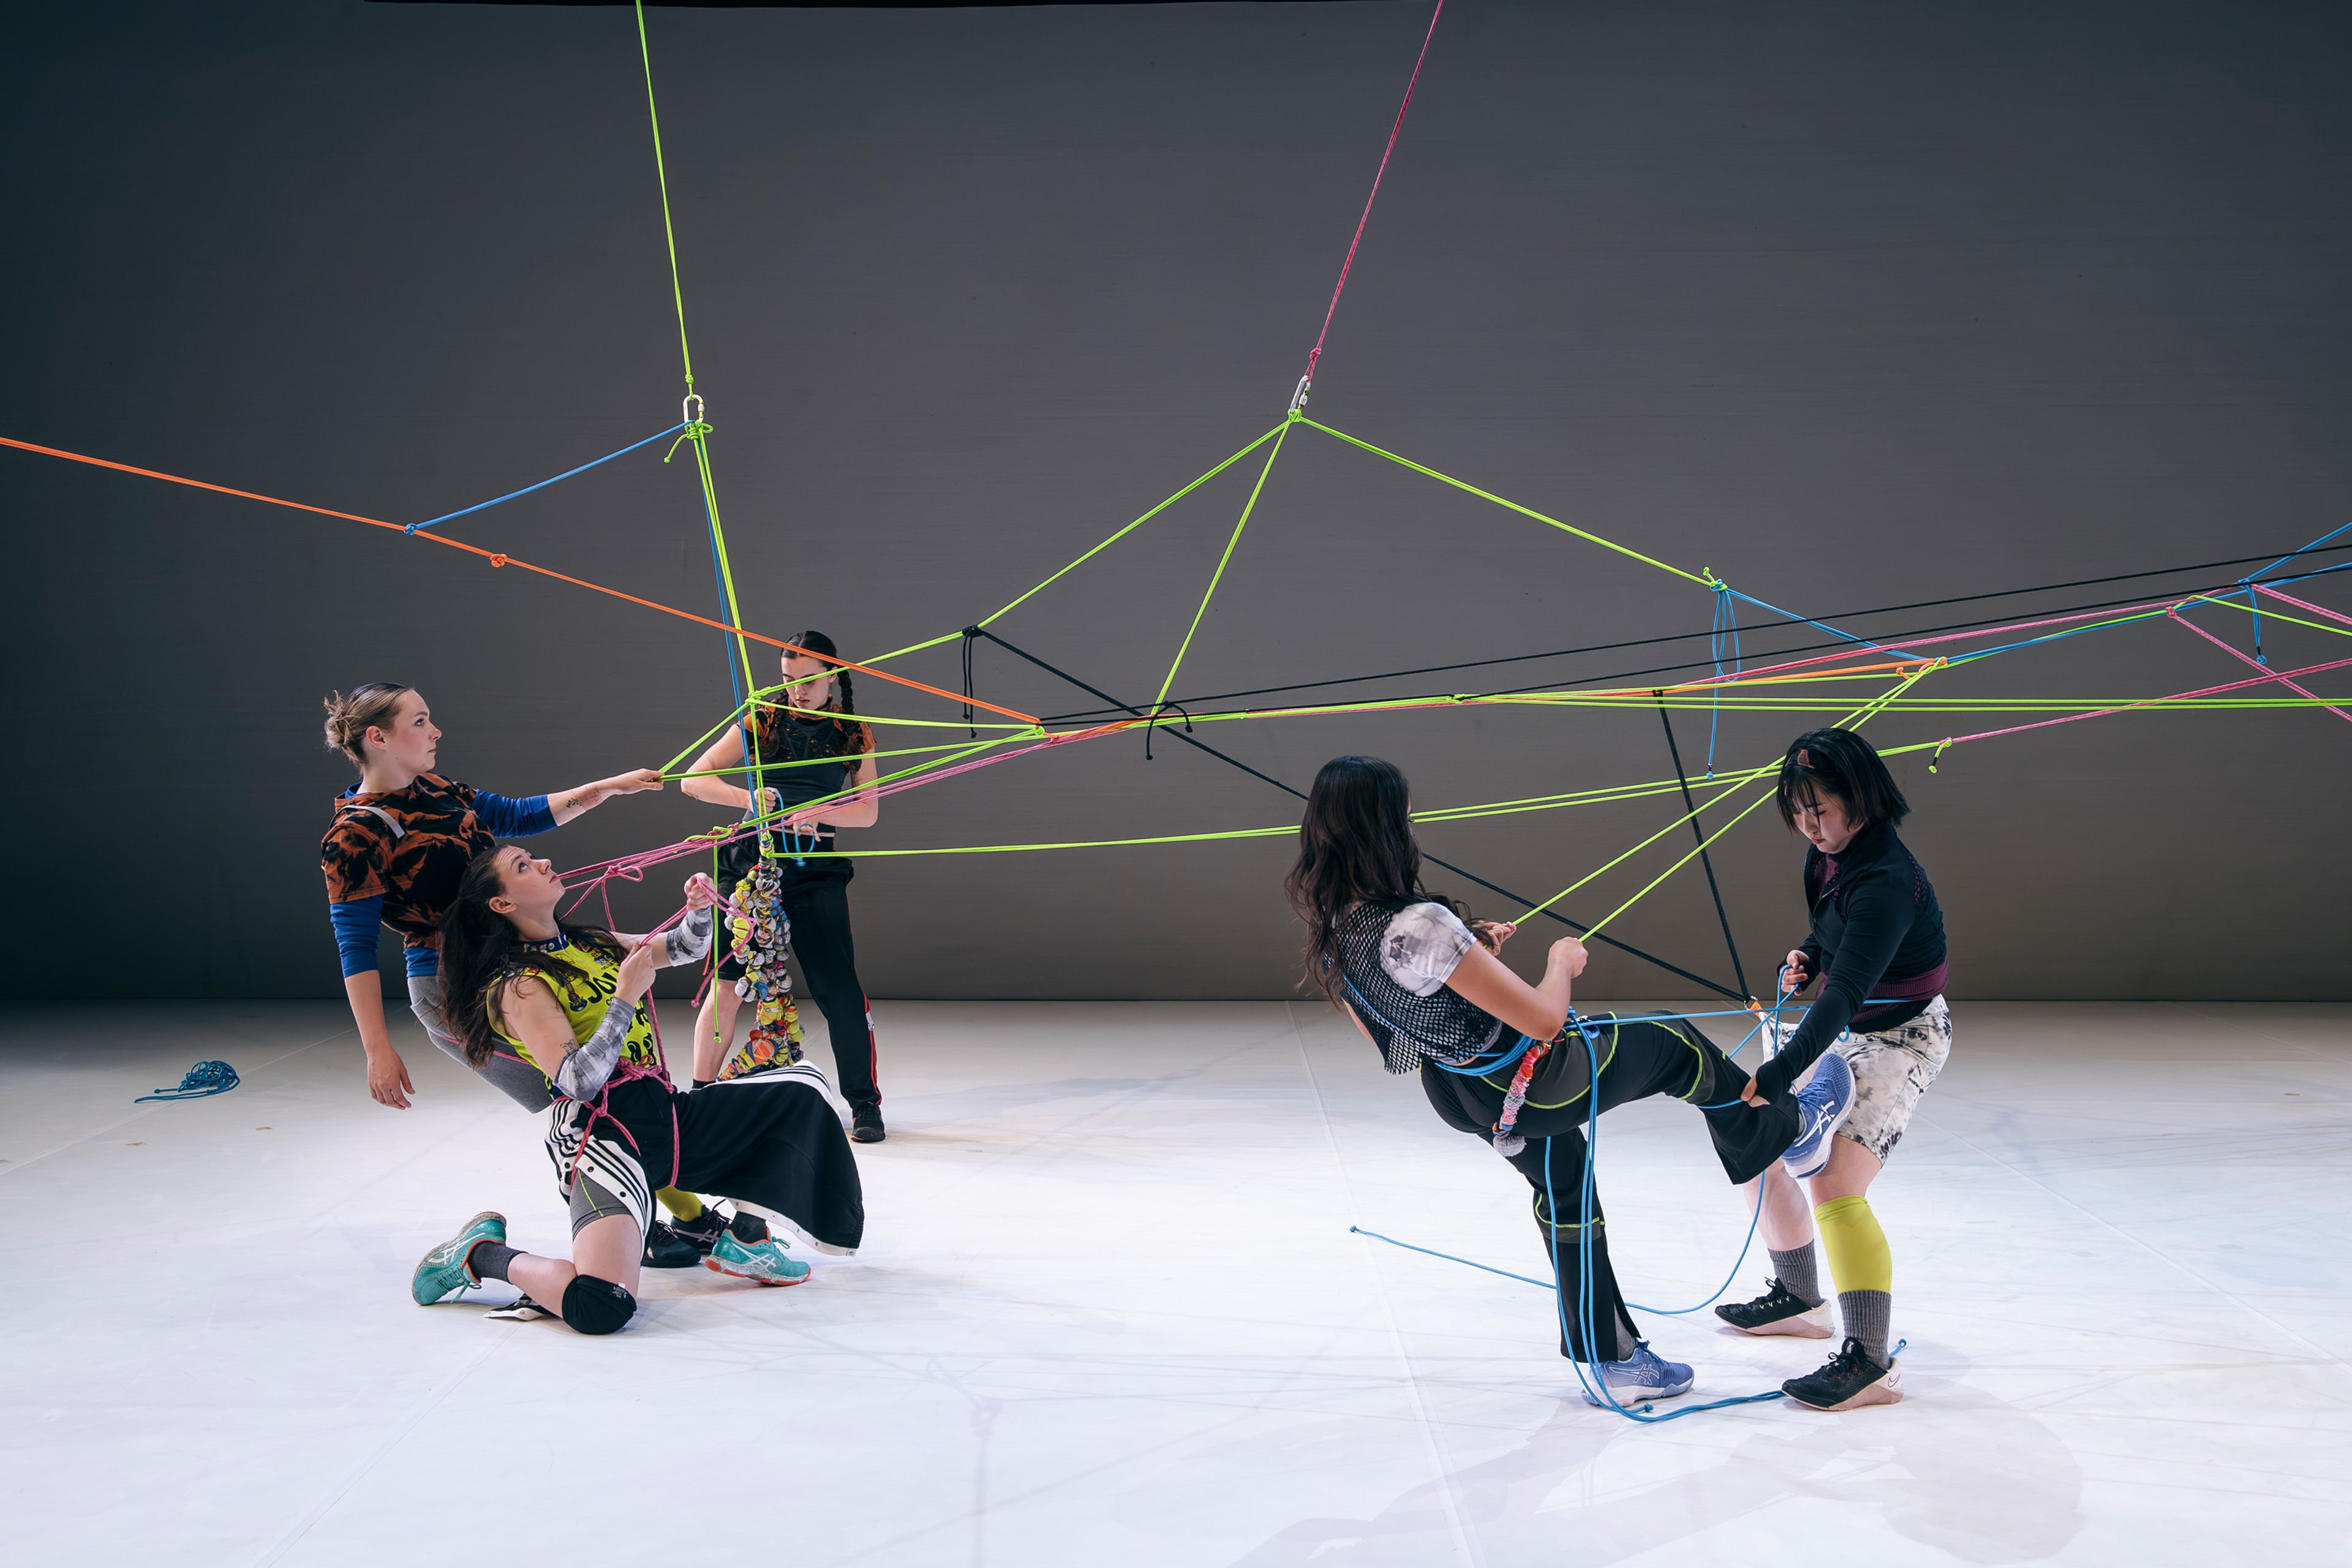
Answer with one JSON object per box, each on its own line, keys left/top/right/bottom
{"left": 136, "top": 1060, "right": 238, "bottom": 1102}
{"left": 1725, "top": 587, "right": 1931, "bottom": 663}
{"left": 1354, "top": 994, "right": 1822, "bottom": 1419}
{"left": 1557, "top": 1012, "right": 1785, "bottom": 1420}
{"left": 2240, "top": 517, "right": 2352, "bottom": 586}
{"left": 1704, "top": 583, "right": 1743, "bottom": 778}
{"left": 404, "top": 423, "right": 687, "bottom": 533}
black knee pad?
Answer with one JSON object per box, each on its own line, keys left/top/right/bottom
{"left": 561, "top": 1274, "right": 637, "bottom": 1336}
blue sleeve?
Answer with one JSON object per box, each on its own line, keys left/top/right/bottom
{"left": 330, "top": 897, "right": 387, "bottom": 979}
{"left": 474, "top": 791, "right": 557, "bottom": 837}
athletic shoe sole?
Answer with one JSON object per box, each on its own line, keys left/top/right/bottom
{"left": 1789, "top": 1360, "right": 1905, "bottom": 1411}
{"left": 1580, "top": 1379, "right": 1694, "bottom": 1408}
{"left": 703, "top": 1255, "right": 808, "bottom": 1288}
{"left": 1722, "top": 1304, "right": 1834, "bottom": 1340}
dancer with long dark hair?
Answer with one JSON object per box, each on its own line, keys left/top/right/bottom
{"left": 1286, "top": 755, "right": 1857, "bottom": 1406}
{"left": 1715, "top": 727, "right": 1951, "bottom": 1412}
{"left": 410, "top": 847, "right": 865, "bottom": 1335}
{"left": 682, "top": 631, "right": 887, "bottom": 1143}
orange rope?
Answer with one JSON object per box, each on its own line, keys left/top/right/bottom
{"left": 0, "top": 433, "right": 1041, "bottom": 724}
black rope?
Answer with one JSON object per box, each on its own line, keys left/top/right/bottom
{"left": 1035, "top": 555, "right": 2352, "bottom": 728}
{"left": 1654, "top": 693, "right": 1751, "bottom": 1002}
{"left": 1037, "top": 545, "right": 2352, "bottom": 725}
{"left": 977, "top": 631, "right": 1746, "bottom": 1002}
{"left": 959, "top": 626, "right": 981, "bottom": 739}
{"left": 1142, "top": 701, "right": 1194, "bottom": 762}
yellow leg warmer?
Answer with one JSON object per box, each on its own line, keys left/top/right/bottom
{"left": 1814, "top": 1194, "right": 1891, "bottom": 1294}
{"left": 655, "top": 1188, "right": 706, "bottom": 1223}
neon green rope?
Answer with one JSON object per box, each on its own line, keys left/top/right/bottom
{"left": 1560, "top": 665, "right": 1934, "bottom": 933}
{"left": 1302, "top": 418, "right": 1711, "bottom": 586}
{"left": 634, "top": 0, "right": 695, "bottom": 392}
{"left": 859, "top": 422, "right": 1289, "bottom": 668}
{"left": 1152, "top": 423, "right": 1290, "bottom": 710}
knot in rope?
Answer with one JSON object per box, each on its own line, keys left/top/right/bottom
{"left": 489, "top": 553, "right": 508, "bottom": 568}
{"left": 137, "top": 1060, "right": 239, "bottom": 1102}
{"left": 662, "top": 421, "right": 714, "bottom": 464}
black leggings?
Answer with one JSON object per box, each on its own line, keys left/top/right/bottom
{"left": 780, "top": 876, "right": 878, "bottom": 1111}
{"left": 1419, "top": 1013, "right": 1797, "bottom": 1363}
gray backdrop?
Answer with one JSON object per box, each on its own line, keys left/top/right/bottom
{"left": 4, "top": 0, "right": 2348, "bottom": 1001}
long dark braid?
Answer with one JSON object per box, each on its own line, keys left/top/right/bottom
{"left": 767, "top": 630, "right": 873, "bottom": 759}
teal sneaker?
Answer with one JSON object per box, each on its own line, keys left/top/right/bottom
{"left": 412, "top": 1211, "right": 507, "bottom": 1305}
{"left": 704, "top": 1230, "right": 809, "bottom": 1287}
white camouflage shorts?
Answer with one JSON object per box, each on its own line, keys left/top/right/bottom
{"left": 1770, "top": 995, "right": 1951, "bottom": 1163}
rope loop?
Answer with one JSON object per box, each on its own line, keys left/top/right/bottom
{"left": 137, "top": 1060, "right": 239, "bottom": 1102}
{"left": 1142, "top": 701, "right": 1194, "bottom": 762}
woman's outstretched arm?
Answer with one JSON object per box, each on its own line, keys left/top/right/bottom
{"left": 1444, "top": 935, "right": 1588, "bottom": 1042}
{"left": 680, "top": 728, "right": 755, "bottom": 810}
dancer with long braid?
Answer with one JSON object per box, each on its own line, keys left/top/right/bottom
{"left": 682, "top": 631, "right": 888, "bottom": 1143}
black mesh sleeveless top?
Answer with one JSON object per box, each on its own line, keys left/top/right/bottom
{"left": 1332, "top": 899, "right": 1507, "bottom": 1074}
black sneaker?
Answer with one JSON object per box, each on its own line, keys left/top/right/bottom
{"left": 726, "top": 1210, "right": 771, "bottom": 1246}
{"left": 1783, "top": 1337, "right": 1905, "bottom": 1411}
{"left": 1714, "top": 1278, "right": 1833, "bottom": 1339}
{"left": 642, "top": 1221, "right": 701, "bottom": 1270}
{"left": 850, "top": 1104, "right": 886, "bottom": 1144}
{"left": 668, "top": 1207, "right": 730, "bottom": 1256}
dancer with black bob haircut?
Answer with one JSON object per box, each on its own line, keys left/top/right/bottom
{"left": 409, "top": 846, "right": 865, "bottom": 1335}
{"left": 1286, "top": 755, "right": 1858, "bottom": 1406}
{"left": 683, "top": 630, "right": 887, "bottom": 1144}
{"left": 1717, "top": 726, "right": 1951, "bottom": 1412}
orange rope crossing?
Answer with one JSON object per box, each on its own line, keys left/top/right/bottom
{"left": 0, "top": 432, "right": 1041, "bottom": 725}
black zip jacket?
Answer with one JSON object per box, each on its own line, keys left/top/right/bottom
{"left": 1753, "top": 818, "right": 1948, "bottom": 1099}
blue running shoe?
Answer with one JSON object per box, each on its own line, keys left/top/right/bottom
{"left": 1580, "top": 1342, "right": 1695, "bottom": 1408}
{"left": 1780, "top": 1049, "right": 1856, "bottom": 1179}
{"left": 412, "top": 1211, "right": 506, "bottom": 1305}
{"left": 705, "top": 1231, "right": 810, "bottom": 1287}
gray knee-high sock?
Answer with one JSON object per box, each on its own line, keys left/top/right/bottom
{"left": 1839, "top": 1289, "right": 1892, "bottom": 1365}
{"left": 1770, "top": 1243, "right": 1822, "bottom": 1306}
{"left": 467, "top": 1240, "right": 521, "bottom": 1284}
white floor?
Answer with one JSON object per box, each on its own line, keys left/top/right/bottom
{"left": 2, "top": 1000, "right": 2346, "bottom": 1566}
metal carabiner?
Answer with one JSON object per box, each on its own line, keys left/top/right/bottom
{"left": 682, "top": 392, "right": 706, "bottom": 428}
{"left": 1286, "top": 374, "right": 1313, "bottom": 417}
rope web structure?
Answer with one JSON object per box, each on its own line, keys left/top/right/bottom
{"left": 5, "top": 0, "right": 2350, "bottom": 1410}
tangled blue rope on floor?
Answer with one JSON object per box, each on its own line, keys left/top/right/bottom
{"left": 136, "top": 1060, "right": 239, "bottom": 1102}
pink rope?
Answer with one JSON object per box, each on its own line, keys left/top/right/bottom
{"left": 1936, "top": 652, "right": 2352, "bottom": 747}
{"left": 1300, "top": 0, "right": 1446, "bottom": 396}
{"left": 1660, "top": 595, "right": 2195, "bottom": 692}
{"left": 554, "top": 718, "right": 1138, "bottom": 911}
{"left": 2251, "top": 583, "right": 2352, "bottom": 629}
{"left": 2169, "top": 611, "right": 2352, "bottom": 725}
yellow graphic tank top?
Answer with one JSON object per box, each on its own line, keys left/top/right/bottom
{"left": 487, "top": 932, "right": 663, "bottom": 1088}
